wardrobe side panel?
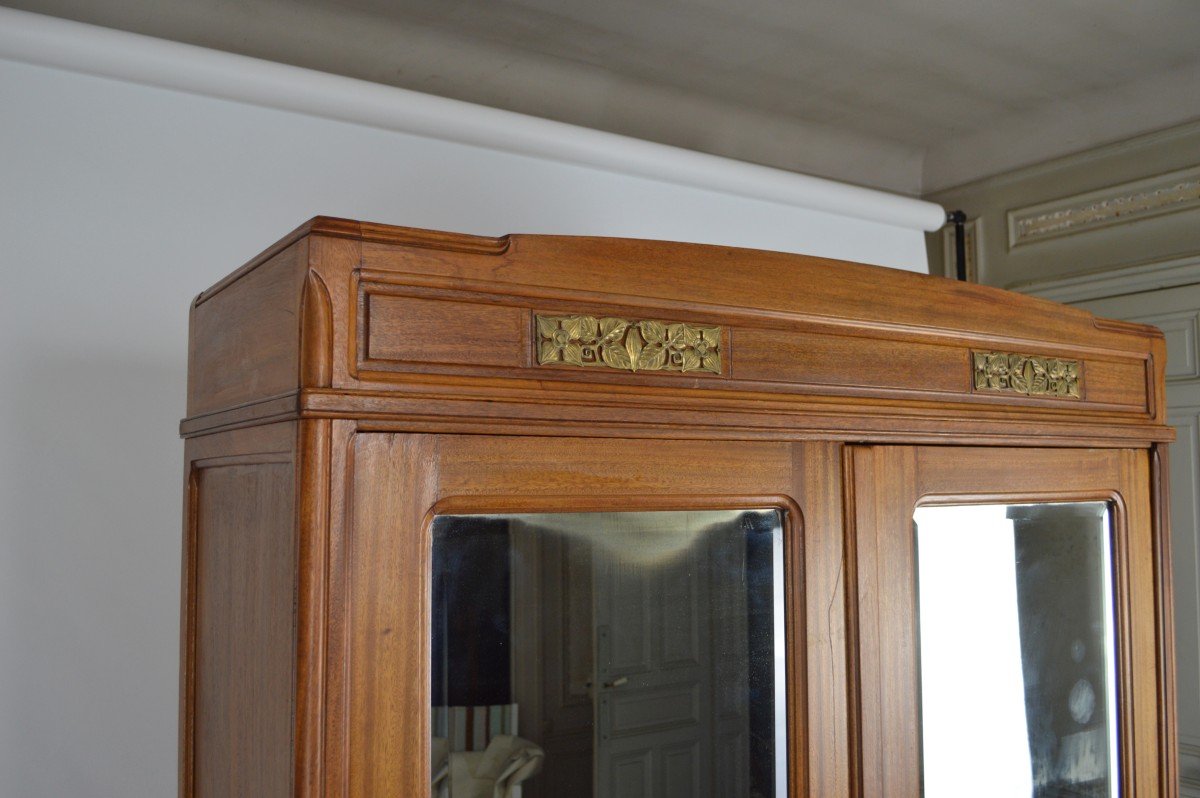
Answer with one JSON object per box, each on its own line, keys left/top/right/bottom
{"left": 187, "top": 239, "right": 308, "bottom": 418}
{"left": 182, "top": 423, "right": 299, "bottom": 798}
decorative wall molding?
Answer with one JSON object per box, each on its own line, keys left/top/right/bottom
{"left": 0, "top": 6, "right": 944, "bottom": 233}
{"left": 1013, "top": 251, "right": 1200, "bottom": 304}
{"left": 972, "top": 351, "right": 1082, "bottom": 399}
{"left": 1007, "top": 165, "right": 1200, "bottom": 249}
{"left": 535, "top": 314, "right": 722, "bottom": 374}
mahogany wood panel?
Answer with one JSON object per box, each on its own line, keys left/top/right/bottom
{"left": 733, "top": 328, "right": 967, "bottom": 393}
{"left": 339, "top": 434, "right": 849, "bottom": 796}
{"left": 346, "top": 434, "right": 437, "bottom": 797}
{"left": 1086, "top": 357, "right": 1156, "bottom": 411}
{"left": 183, "top": 422, "right": 299, "bottom": 798}
{"left": 850, "top": 446, "right": 1162, "bottom": 797}
{"left": 363, "top": 292, "right": 526, "bottom": 368}
{"left": 798, "top": 441, "right": 852, "bottom": 797}
{"left": 188, "top": 239, "right": 308, "bottom": 418}
{"left": 847, "top": 445, "right": 917, "bottom": 796}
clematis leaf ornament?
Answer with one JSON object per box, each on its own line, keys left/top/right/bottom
{"left": 535, "top": 313, "right": 722, "bottom": 375}
{"left": 601, "top": 337, "right": 634, "bottom": 370}
{"left": 972, "top": 350, "right": 1082, "bottom": 399}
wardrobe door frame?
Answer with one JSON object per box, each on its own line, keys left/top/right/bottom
{"left": 850, "top": 445, "right": 1161, "bottom": 797}
{"left": 330, "top": 433, "right": 849, "bottom": 797}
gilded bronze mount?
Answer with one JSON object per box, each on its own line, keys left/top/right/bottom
{"left": 536, "top": 314, "right": 722, "bottom": 374}
{"left": 973, "top": 351, "right": 1082, "bottom": 399}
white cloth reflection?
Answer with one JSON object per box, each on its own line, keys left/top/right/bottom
{"left": 432, "top": 735, "right": 544, "bottom": 798}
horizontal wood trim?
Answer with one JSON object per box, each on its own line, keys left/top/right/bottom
{"left": 180, "top": 377, "right": 1175, "bottom": 444}
{"left": 179, "top": 392, "right": 300, "bottom": 437}
{"left": 304, "top": 389, "right": 1173, "bottom": 446}
{"left": 357, "top": 221, "right": 510, "bottom": 254}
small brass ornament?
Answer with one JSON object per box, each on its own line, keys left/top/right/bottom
{"left": 536, "top": 314, "right": 722, "bottom": 374}
{"left": 973, "top": 351, "right": 1082, "bottom": 399}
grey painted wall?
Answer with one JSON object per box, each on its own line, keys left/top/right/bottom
{"left": 925, "top": 121, "right": 1200, "bottom": 289}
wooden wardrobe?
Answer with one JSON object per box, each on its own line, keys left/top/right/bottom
{"left": 180, "top": 217, "right": 1178, "bottom": 797}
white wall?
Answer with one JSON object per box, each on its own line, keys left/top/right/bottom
{"left": 0, "top": 19, "right": 936, "bottom": 797}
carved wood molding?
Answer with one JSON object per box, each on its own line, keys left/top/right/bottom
{"left": 1007, "top": 165, "right": 1200, "bottom": 248}
{"left": 535, "top": 314, "right": 722, "bottom": 374}
{"left": 972, "top": 351, "right": 1082, "bottom": 399}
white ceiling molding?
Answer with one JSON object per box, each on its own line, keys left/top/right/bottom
{"left": 0, "top": 6, "right": 945, "bottom": 232}
{"left": 923, "top": 63, "right": 1200, "bottom": 194}
{"left": 925, "top": 119, "right": 1200, "bottom": 198}
{"left": 1012, "top": 252, "right": 1200, "bottom": 304}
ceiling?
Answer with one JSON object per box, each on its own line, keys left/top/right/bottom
{"left": 8, "top": 0, "right": 1200, "bottom": 194}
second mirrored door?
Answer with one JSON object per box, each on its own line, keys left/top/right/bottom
{"left": 850, "top": 445, "right": 1161, "bottom": 798}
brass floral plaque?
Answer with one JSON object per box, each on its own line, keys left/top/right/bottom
{"left": 535, "top": 314, "right": 722, "bottom": 374}
{"left": 973, "top": 351, "right": 1082, "bottom": 399}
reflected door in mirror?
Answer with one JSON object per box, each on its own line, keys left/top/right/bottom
{"left": 431, "top": 509, "right": 786, "bottom": 798}
{"left": 915, "top": 502, "right": 1119, "bottom": 798}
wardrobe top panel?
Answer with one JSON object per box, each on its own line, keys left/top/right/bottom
{"left": 182, "top": 217, "right": 1169, "bottom": 445}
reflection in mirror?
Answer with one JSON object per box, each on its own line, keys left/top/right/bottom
{"left": 915, "top": 502, "right": 1118, "bottom": 798}
{"left": 430, "top": 509, "right": 785, "bottom": 798}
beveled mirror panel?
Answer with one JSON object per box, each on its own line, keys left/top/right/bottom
{"left": 430, "top": 509, "right": 786, "bottom": 798}
{"left": 915, "top": 502, "right": 1119, "bottom": 798}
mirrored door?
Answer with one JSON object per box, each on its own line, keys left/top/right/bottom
{"left": 915, "top": 501, "right": 1119, "bottom": 797}
{"left": 851, "top": 446, "right": 1164, "bottom": 798}
{"left": 431, "top": 509, "right": 785, "bottom": 797}
{"left": 343, "top": 435, "right": 849, "bottom": 797}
